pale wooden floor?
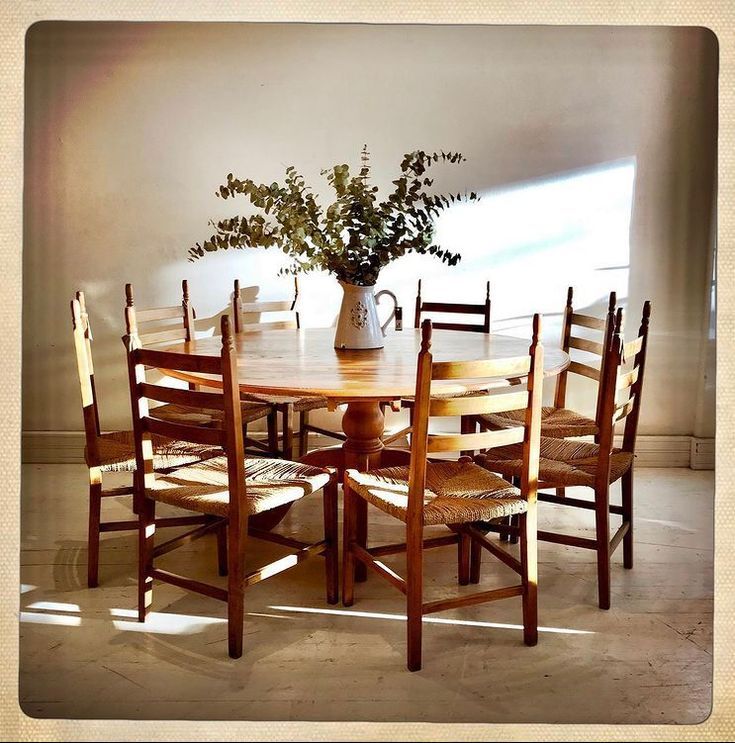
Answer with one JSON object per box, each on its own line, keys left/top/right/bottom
{"left": 19, "top": 463, "right": 713, "bottom": 723}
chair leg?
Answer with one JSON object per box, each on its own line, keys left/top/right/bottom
{"left": 595, "top": 483, "right": 612, "bottom": 610}
{"left": 622, "top": 468, "right": 633, "bottom": 569}
{"left": 216, "top": 522, "right": 228, "bottom": 576}
{"left": 509, "top": 513, "right": 519, "bottom": 545}
{"left": 282, "top": 405, "right": 295, "bottom": 461}
{"left": 460, "top": 415, "right": 475, "bottom": 457}
{"left": 227, "top": 517, "right": 246, "bottom": 659}
{"left": 406, "top": 523, "right": 424, "bottom": 672}
{"left": 137, "top": 496, "right": 155, "bottom": 623}
{"left": 323, "top": 478, "right": 339, "bottom": 604}
{"left": 469, "top": 538, "right": 482, "bottom": 584}
{"left": 267, "top": 407, "right": 279, "bottom": 456}
{"left": 355, "top": 495, "right": 368, "bottom": 583}
{"left": 458, "top": 531, "right": 470, "bottom": 585}
{"left": 342, "top": 481, "right": 357, "bottom": 607}
{"left": 556, "top": 487, "right": 566, "bottom": 498}
{"left": 519, "top": 508, "right": 538, "bottom": 646}
{"left": 87, "top": 469, "right": 102, "bottom": 588}
{"left": 299, "top": 410, "right": 310, "bottom": 457}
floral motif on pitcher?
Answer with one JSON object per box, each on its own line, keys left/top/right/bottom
{"left": 350, "top": 301, "right": 369, "bottom": 329}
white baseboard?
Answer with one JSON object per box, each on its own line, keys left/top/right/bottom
{"left": 22, "top": 430, "right": 713, "bottom": 469}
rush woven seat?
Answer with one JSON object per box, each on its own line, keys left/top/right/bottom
{"left": 346, "top": 461, "right": 526, "bottom": 527}
{"left": 481, "top": 406, "right": 599, "bottom": 438}
{"left": 476, "top": 437, "right": 634, "bottom": 488}
{"left": 240, "top": 393, "right": 328, "bottom": 413}
{"left": 89, "top": 430, "right": 220, "bottom": 472}
{"left": 152, "top": 399, "right": 274, "bottom": 426}
{"left": 150, "top": 456, "right": 331, "bottom": 518}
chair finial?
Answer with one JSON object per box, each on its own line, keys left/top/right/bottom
{"left": 294, "top": 275, "right": 299, "bottom": 298}
{"left": 485, "top": 280, "right": 490, "bottom": 301}
{"left": 182, "top": 279, "right": 189, "bottom": 302}
{"left": 608, "top": 291, "right": 616, "bottom": 313}
{"left": 642, "top": 300, "right": 652, "bottom": 324}
{"left": 420, "top": 318, "right": 432, "bottom": 351}
{"left": 125, "top": 283, "right": 134, "bottom": 308}
{"left": 234, "top": 278, "right": 240, "bottom": 296}
{"left": 221, "top": 314, "right": 234, "bottom": 349}
{"left": 70, "top": 298, "right": 81, "bottom": 327}
{"left": 614, "top": 307, "right": 624, "bottom": 335}
{"left": 417, "top": 278, "right": 422, "bottom": 296}
{"left": 566, "top": 286, "right": 573, "bottom": 307}
{"left": 532, "top": 313, "right": 542, "bottom": 343}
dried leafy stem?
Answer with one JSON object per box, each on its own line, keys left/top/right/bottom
{"left": 189, "top": 147, "right": 479, "bottom": 287}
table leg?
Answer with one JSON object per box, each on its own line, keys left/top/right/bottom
{"left": 341, "top": 401, "right": 386, "bottom": 582}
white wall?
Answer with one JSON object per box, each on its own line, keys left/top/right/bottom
{"left": 23, "top": 22, "right": 717, "bottom": 437}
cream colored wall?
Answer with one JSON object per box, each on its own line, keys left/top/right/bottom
{"left": 23, "top": 22, "right": 717, "bottom": 437}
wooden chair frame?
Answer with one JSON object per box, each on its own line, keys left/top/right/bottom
{"left": 553, "top": 286, "right": 618, "bottom": 434}
{"left": 125, "top": 281, "right": 278, "bottom": 456}
{"left": 343, "top": 316, "right": 544, "bottom": 671}
{"left": 71, "top": 292, "right": 209, "bottom": 588}
{"left": 232, "top": 277, "right": 344, "bottom": 458}
{"left": 382, "top": 278, "right": 492, "bottom": 448}
{"left": 125, "top": 312, "right": 339, "bottom": 659}
{"left": 476, "top": 302, "right": 651, "bottom": 609}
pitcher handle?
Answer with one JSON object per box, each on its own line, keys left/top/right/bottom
{"left": 375, "top": 289, "right": 398, "bottom": 336}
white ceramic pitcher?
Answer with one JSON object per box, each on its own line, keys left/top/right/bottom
{"left": 334, "top": 281, "right": 398, "bottom": 350}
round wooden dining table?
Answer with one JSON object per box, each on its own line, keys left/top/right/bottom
{"left": 161, "top": 326, "right": 570, "bottom": 474}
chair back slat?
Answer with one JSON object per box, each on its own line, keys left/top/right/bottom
{"left": 142, "top": 416, "right": 226, "bottom": 447}
{"left": 138, "top": 382, "right": 227, "bottom": 411}
{"left": 124, "top": 282, "right": 194, "bottom": 348}
{"left": 616, "top": 366, "right": 639, "bottom": 391}
{"left": 568, "top": 336, "right": 604, "bottom": 355}
{"left": 134, "top": 347, "right": 222, "bottom": 375}
{"left": 232, "top": 277, "right": 300, "bottom": 334}
{"left": 623, "top": 336, "right": 644, "bottom": 359}
{"left": 613, "top": 395, "right": 636, "bottom": 423}
{"left": 569, "top": 312, "right": 606, "bottom": 331}
{"left": 137, "top": 327, "right": 191, "bottom": 346}
{"left": 595, "top": 302, "right": 652, "bottom": 462}
{"left": 567, "top": 360, "right": 601, "bottom": 381}
{"left": 427, "top": 426, "right": 524, "bottom": 454}
{"left": 134, "top": 305, "right": 183, "bottom": 323}
{"left": 414, "top": 279, "right": 491, "bottom": 334}
{"left": 238, "top": 300, "right": 293, "bottom": 314}
{"left": 432, "top": 355, "right": 530, "bottom": 381}
{"left": 428, "top": 390, "right": 529, "bottom": 418}
{"left": 554, "top": 288, "right": 616, "bottom": 420}
{"left": 238, "top": 319, "right": 299, "bottom": 333}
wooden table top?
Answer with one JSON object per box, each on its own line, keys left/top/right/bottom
{"left": 162, "top": 327, "right": 569, "bottom": 401}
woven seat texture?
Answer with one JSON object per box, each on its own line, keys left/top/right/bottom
{"left": 476, "top": 437, "right": 633, "bottom": 488}
{"left": 346, "top": 460, "right": 526, "bottom": 527}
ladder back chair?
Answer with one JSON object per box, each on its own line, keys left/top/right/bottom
{"left": 232, "top": 277, "right": 342, "bottom": 459}
{"left": 480, "top": 287, "right": 616, "bottom": 441}
{"left": 343, "top": 316, "right": 544, "bottom": 671}
{"left": 474, "top": 302, "right": 651, "bottom": 609}
{"left": 125, "top": 282, "right": 278, "bottom": 454}
{"left": 382, "top": 278, "right": 492, "bottom": 447}
{"left": 71, "top": 292, "right": 220, "bottom": 588}
{"left": 124, "top": 312, "right": 339, "bottom": 659}
{"left": 478, "top": 287, "right": 617, "bottom": 539}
